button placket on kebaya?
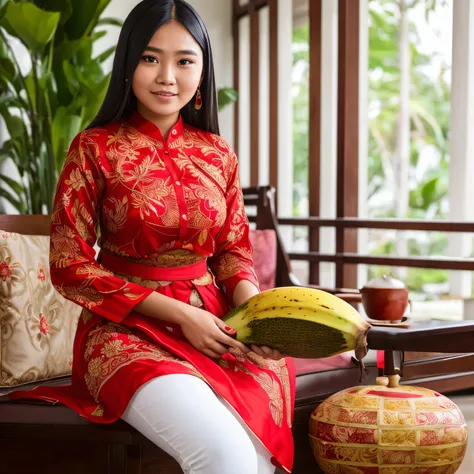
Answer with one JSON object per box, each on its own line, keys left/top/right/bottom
{"left": 161, "top": 136, "right": 188, "bottom": 242}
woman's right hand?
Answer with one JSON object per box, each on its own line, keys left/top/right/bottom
{"left": 180, "top": 306, "right": 250, "bottom": 359}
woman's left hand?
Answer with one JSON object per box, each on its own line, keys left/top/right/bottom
{"left": 250, "top": 345, "right": 285, "bottom": 360}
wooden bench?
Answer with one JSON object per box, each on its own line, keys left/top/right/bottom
{"left": 1, "top": 186, "right": 472, "bottom": 473}
{"left": 0, "top": 186, "right": 371, "bottom": 473}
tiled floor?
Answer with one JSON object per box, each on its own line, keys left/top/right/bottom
{"left": 448, "top": 394, "right": 473, "bottom": 474}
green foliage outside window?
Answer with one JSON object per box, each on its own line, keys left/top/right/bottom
{"left": 292, "top": 0, "right": 454, "bottom": 296}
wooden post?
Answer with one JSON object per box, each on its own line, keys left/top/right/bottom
{"left": 308, "top": 0, "right": 322, "bottom": 285}
{"left": 336, "top": 0, "right": 359, "bottom": 289}
{"left": 232, "top": 0, "right": 240, "bottom": 157}
{"left": 269, "top": 0, "right": 279, "bottom": 197}
{"left": 250, "top": 1, "right": 260, "bottom": 185}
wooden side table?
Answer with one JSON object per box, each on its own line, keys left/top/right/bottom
{"left": 367, "top": 320, "right": 474, "bottom": 382}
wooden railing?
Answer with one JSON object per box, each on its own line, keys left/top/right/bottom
{"left": 276, "top": 217, "right": 474, "bottom": 287}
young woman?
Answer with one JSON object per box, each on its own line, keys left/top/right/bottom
{"left": 12, "top": 1, "right": 295, "bottom": 472}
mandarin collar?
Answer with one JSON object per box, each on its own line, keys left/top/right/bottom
{"left": 128, "top": 111, "right": 184, "bottom": 144}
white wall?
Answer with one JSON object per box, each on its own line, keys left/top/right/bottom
{"left": 188, "top": 0, "right": 234, "bottom": 144}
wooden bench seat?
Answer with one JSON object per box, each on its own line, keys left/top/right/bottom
{"left": 0, "top": 350, "right": 376, "bottom": 474}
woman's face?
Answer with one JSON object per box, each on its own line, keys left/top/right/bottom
{"left": 132, "top": 20, "right": 204, "bottom": 124}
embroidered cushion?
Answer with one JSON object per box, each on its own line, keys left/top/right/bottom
{"left": 0, "top": 230, "right": 81, "bottom": 388}
{"left": 249, "top": 229, "right": 277, "bottom": 291}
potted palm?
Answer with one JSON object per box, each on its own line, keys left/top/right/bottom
{"left": 0, "top": 0, "right": 123, "bottom": 214}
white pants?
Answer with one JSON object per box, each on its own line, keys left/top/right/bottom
{"left": 121, "top": 374, "right": 275, "bottom": 474}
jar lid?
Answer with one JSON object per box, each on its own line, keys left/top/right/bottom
{"left": 363, "top": 274, "right": 406, "bottom": 289}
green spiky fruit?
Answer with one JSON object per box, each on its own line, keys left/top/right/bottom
{"left": 223, "top": 287, "right": 370, "bottom": 360}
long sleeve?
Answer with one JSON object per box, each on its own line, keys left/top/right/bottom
{"left": 209, "top": 153, "right": 259, "bottom": 301}
{"left": 49, "top": 131, "right": 153, "bottom": 323}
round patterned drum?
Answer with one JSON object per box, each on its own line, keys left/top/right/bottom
{"left": 310, "top": 377, "right": 468, "bottom": 474}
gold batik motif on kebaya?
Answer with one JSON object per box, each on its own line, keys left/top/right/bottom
{"left": 226, "top": 348, "right": 293, "bottom": 429}
{"left": 49, "top": 112, "right": 258, "bottom": 320}
{"left": 84, "top": 322, "right": 200, "bottom": 402}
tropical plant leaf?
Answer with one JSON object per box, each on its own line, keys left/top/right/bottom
{"left": 24, "top": 68, "right": 50, "bottom": 113}
{"left": 61, "top": 59, "right": 80, "bottom": 94}
{"left": 52, "top": 106, "right": 82, "bottom": 171}
{"left": 54, "top": 36, "right": 93, "bottom": 62}
{"left": 95, "top": 45, "right": 115, "bottom": 64}
{"left": 0, "top": 110, "right": 26, "bottom": 140}
{"left": 38, "top": 141, "right": 56, "bottom": 212}
{"left": 2, "top": 2, "right": 61, "bottom": 53}
{"left": 76, "top": 36, "right": 95, "bottom": 67}
{"left": 0, "top": 56, "right": 16, "bottom": 84}
{"left": 91, "top": 30, "right": 107, "bottom": 43}
{"left": 218, "top": 88, "right": 239, "bottom": 111}
{"left": 420, "top": 177, "right": 438, "bottom": 209}
{"left": 0, "top": 188, "right": 23, "bottom": 213}
{"left": 64, "top": 0, "right": 110, "bottom": 40}
{"left": 0, "top": 0, "right": 8, "bottom": 20}
{"left": 32, "top": 0, "right": 73, "bottom": 24}
{"left": 96, "top": 17, "right": 123, "bottom": 28}
{"left": 80, "top": 72, "right": 111, "bottom": 127}
{"left": 0, "top": 173, "right": 26, "bottom": 198}
{"left": 409, "top": 100, "right": 445, "bottom": 148}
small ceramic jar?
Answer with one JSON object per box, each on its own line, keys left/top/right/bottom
{"left": 360, "top": 275, "right": 409, "bottom": 322}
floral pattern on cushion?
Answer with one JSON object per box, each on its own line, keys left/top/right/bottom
{"left": 0, "top": 231, "right": 81, "bottom": 388}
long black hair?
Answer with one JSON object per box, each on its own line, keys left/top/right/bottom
{"left": 88, "top": 0, "right": 220, "bottom": 135}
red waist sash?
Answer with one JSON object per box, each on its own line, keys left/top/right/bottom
{"left": 100, "top": 251, "right": 207, "bottom": 281}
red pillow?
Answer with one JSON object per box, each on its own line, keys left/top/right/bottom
{"left": 249, "top": 229, "right": 277, "bottom": 291}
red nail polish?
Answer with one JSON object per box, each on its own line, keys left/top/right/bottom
{"left": 225, "top": 326, "right": 236, "bottom": 333}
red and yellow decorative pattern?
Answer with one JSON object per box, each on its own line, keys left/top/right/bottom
{"left": 310, "top": 382, "right": 468, "bottom": 473}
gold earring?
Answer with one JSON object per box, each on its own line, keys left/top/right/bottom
{"left": 195, "top": 86, "right": 202, "bottom": 110}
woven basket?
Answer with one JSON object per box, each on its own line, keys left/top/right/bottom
{"left": 310, "top": 376, "right": 468, "bottom": 474}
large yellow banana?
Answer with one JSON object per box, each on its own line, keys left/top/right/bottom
{"left": 223, "top": 286, "right": 370, "bottom": 361}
